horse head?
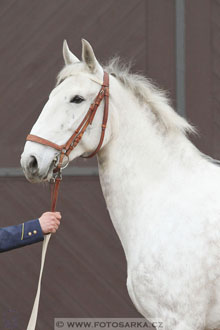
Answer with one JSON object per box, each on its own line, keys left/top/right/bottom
{"left": 21, "top": 40, "right": 112, "bottom": 183}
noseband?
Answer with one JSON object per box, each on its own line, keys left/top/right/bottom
{"left": 26, "top": 71, "right": 109, "bottom": 210}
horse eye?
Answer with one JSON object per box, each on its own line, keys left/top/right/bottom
{"left": 70, "top": 95, "right": 84, "bottom": 104}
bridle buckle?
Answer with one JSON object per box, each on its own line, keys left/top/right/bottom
{"left": 49, "top": 169, "right": 62, "bottom": 183}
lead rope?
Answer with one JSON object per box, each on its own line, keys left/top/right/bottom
{"left": 26, "top": 172, "right": 62, "bottom": 330}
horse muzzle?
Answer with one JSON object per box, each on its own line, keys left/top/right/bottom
{"left": 20, "top": 152, "right": 56, "bottom": 183}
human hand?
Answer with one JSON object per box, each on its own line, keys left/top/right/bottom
{"left": 39, "top": 212, "right": 61, "bottom": 234}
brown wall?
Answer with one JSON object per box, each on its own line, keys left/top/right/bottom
{"left": 185, "top": 0, "right": 220, "bottom": 158}
{"left": 1, "top": 0, "right": 217, "bottom": 329}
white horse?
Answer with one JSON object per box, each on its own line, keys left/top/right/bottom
{"left": 21, "top": 39, "right": 220, "bottom": 330}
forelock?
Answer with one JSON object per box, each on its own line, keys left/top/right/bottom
{"left": 56, "top": 62, "right": 86, "bottom": 86}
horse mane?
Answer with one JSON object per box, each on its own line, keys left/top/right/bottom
{"left": 57, "top": 58, "right": 195, "bottom": 135}
{"left": 105, "top": 58, "right": 195, "bottom": 135}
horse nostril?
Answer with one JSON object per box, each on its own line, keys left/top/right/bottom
{"left": 28, "top": 155, "right": 38, "bottom": 174}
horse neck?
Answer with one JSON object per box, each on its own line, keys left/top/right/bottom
{"left": 97, "top": 80, "right": 201, "bottom": 259}
{"left": 98, "top": 79, "right": 200, "bottom": 186}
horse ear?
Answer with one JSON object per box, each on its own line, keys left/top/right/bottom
{"left": 81, "top": 39, "right": 103, "bottom": 75}
{"left": 63, "top": 40, "right": 80, "bottom": 65}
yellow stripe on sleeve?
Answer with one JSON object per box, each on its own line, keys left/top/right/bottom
{"left": 21, "top": 223, "right": 24, "bottom": 240}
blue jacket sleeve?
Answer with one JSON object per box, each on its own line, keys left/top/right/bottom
{"left": 0, "top": 219, "right": 44, "bottom": 253}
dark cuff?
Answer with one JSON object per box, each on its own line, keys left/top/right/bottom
{"left": 0, "top": 219, "right": 44, "bottom": 253}
{"left": 22, "top": 219, "right": 44, "bottom": 242}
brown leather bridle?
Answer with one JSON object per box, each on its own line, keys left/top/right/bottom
{"left": 26, "top": 71, "right": 109, "bottom": 211}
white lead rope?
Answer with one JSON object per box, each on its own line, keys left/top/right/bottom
{"left": 26, "top": 234, "right": 51, "bottom": 330}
